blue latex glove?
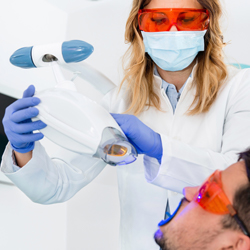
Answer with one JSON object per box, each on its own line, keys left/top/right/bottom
{"left": 111, "top": 114, "right": 163, "bottom": 164}
{"left": 2, "top": 85, "right": 47, "bottom": 153}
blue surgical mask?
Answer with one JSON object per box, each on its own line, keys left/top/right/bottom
{"left": 142, "top": 30, "right": 207, "bottom": 72}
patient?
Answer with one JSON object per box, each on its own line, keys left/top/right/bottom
{"left": 155, "top": 149, "right": 250, "bottom": 250}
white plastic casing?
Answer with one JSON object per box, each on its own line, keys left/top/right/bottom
{"left": 32, "top": 87, "right": 124, "bottom": 156}
{"left": 32, "top": 42, "right": 65, "bottom": 67}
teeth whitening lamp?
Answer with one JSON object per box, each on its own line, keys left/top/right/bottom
{"left": 10, "top": 40, "right": 138, "bottom": 166}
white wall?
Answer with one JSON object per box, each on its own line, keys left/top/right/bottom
{"left": 0, "top": 0, "right": 68, "bottom": 98}
{"left": 65, "top": 2, "right": 132, "bottom": 249}
{"left": 0, "top": 0, "right": 132, "bottom": 249}
{"left": 0, "top": 184, "right": 67, "bottom": 250}
{"left": 0, "top": 0, "right": 249, "bottom": 250}
{"left": 0, "top": 1, "right": 68, "bottom": 249}
{"left": 221, "top": 0, "right": 250, "bottom": 65}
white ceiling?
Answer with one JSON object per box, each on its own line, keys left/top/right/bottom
{"left": 44, "top": 0, "right": 111, "bottom": 13}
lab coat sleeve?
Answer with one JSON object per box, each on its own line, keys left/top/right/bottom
{"left": 0, "top": 88, "right": 118, "bottom": 205}
{"left": 144, "top": 69, "right": 250, "bottom": 193}
{"left": 1, "top": 141, "right": 106, "bottom": 204}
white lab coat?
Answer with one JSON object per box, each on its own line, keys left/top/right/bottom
{"left": 2, "top": 65, "right": 250, "bottom": 250}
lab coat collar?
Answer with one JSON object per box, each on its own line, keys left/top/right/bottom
{"left": 153, "top": 62, "right": 198, "bottom": 91}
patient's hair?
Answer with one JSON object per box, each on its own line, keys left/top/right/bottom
{"left": 221, "top": 149, "right": 250, "bottom": 234}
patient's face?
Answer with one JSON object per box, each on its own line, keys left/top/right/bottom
{"left": 154, "top": 161, "right": 248, "bottom": 250}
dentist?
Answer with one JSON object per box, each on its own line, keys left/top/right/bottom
{"left": 2, "top": 0, "right": 250, "bottom": 249}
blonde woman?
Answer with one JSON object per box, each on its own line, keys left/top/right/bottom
{"left": 2, "top": 0, "right": 250, "bottom": 249}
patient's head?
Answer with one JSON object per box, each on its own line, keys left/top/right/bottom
{"left": 155, "top": 149, "right": 250, "bottom": 250}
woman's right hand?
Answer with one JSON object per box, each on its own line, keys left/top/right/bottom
{"left": 2, "top": 85, "right": 47, "bottom": 154}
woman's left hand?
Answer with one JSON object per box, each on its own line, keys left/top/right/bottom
{"left": 111, "top": 113, "right": 163, "bottom": 163}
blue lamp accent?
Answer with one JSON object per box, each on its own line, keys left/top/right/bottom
{"left": 9, "top": 40, "right": 94, "bottom": 69}
{"left": 9, "top": 46, "right": 36, "bottom": 68}
{"left": 230, "top": 63, "right": 250, "bottom": 69}
{"left": 62, "top": 40, "right": 94, "bottom": 63}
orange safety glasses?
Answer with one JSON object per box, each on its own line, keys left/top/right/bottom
{"left": 138, "top": 8, "right": 210, "bottom": 32}
{"left": 195, "top": 170, "right": 250, "bottom": 237}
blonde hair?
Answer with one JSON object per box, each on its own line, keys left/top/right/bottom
{"left": 120, "top": 0, "right": 228, "bottom": 115}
